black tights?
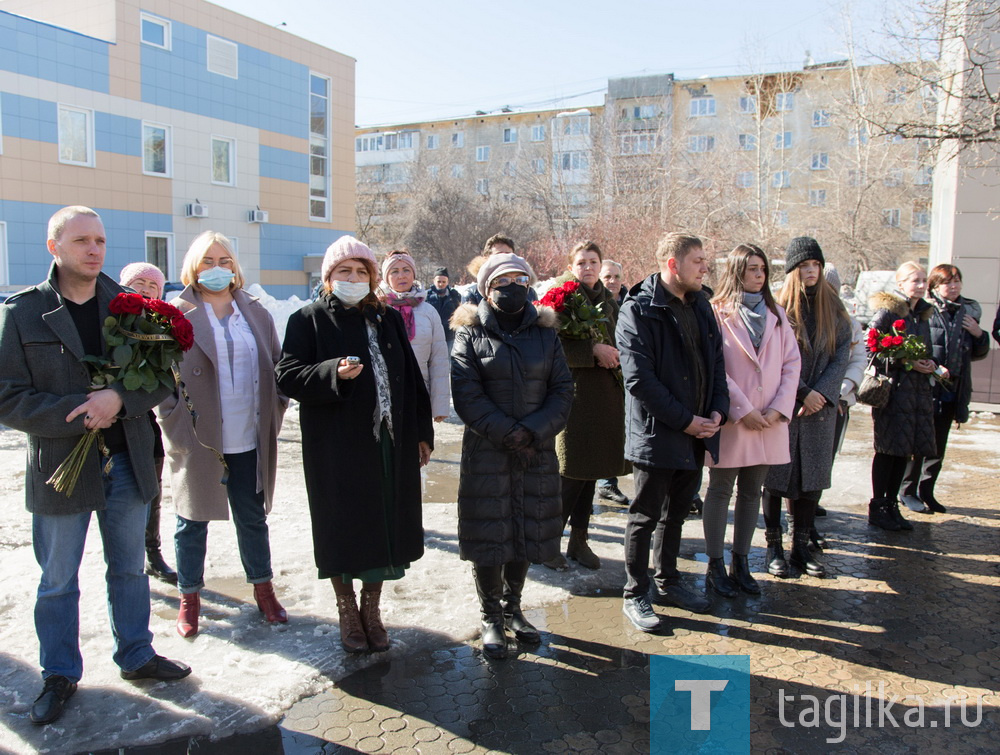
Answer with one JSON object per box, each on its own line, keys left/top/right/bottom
{"left": 762, "top": 490, "right": 816, "bottom": 534}
{"left": 871, "top": 453, "right": 908, "bottom": 500}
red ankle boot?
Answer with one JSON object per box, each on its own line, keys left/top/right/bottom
{"left": 177, "top": 592, "right": 200, "bottom": 638}
{"left": 253, "top": 581, "right": 287, "bottom": 623}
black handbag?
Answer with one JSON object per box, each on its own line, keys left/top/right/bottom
{"left": 856, "top": 356, "right": 893, "bottom": 408}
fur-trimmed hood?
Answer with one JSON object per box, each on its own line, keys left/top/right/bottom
{"left": 450, "top": 301, "right": 559, "bottom": 330}
{"left": 869, "top": 290, "right": 934, "bottom": 321}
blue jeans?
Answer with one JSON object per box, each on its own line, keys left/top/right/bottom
{"left": 33, "top": 453, "right": 155, "bottom": 681}
{"left": 175, "top": 450, "right": 273, "bottom": 594}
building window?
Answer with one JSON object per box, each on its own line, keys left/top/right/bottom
{"left": 914, "top": 166, "right": 933, "bottom": 185}
{"left": 559, "top": 151, "right": 589, "bottom": 170}
{"left": 621, "top": 134, "right": 656, "bottom": 154}
{"left": 503, "top": 161, "right": 516, "bottom": 176}
{"left": 738, "top": 133, "right": 756, "bottom": 151}
{"left": 475, "top": 146, "right": 490, "bottom": 162}
{"left": 211, "top": 136, "right": 235, "bottom": 185}
{"left": 532, "top": 158, "right": 545, "bottom": 174}
{"left": 810, "top": 152, "right": 829, "bottom": 170}
{"left": 812, "top": 109, "right": 830, "bottom": 127}
{"left": 355, "top": 135, "right": 383, "bottom": 152}
{"left": 772, "top": 171, "right": 790, "bottom": 188}
{"left": 503, "top": 127, "right": 517, "bottom": 144}
{"left": 309, "top": 73, "right": 330, "bottom": 221}
{"left": 848, "top": 125, "right": 869, "bottom": 146}
{"left": 775, "top": 92, "right": 795, "bottom": 111}
{"left": 0, "top": 221, "right": 7, "bottom": 286}
{"left": 0, "top": 95, "right": 3, "bottom": 154}
{"left": 687, "top": 135, "right": 715, "bottom": 153}
{"left": 775, "top": 131, "right": 792, "bottom": 149}
{"left": 736, "top": 171, "right": 754, "bottom": 188}
{"left": 773, "top": 210, "right": 789, "bottom": 226}
{"left": 809, "top": 189, "right": 827, "bottom": 207}
{"left": 206, "top": 35, "right": 238, "bottom": 79}
{"left": 141, "top": 122, "right": 171, "bottom": 176}
{"left": 883, "top": 208, "right": 901, "bottom": 227}
{"left": 144, "top": 232, "right": 173, "bottom": 279}
{"left": 886, "top": 133, "right": 904, "bottom": 144}
{"left": 632, "top": 104, "right": 657, "bottom": 119}
{"left": 476, "top": 178, "right": 489, "bottom": 195}
{"left": 739, "top": 96, "right": 757, "bottom": 113}
{"left": 382, "top": 132, "right": 412, "bottom": 150}
{"left": 883, "top": 170, "right": 903, "bottom": 187}
{"left": 58, "top": 105, "right": 94, "bottom": 166}
{"left": 531, "top": 125, "right": 545, "bottom": 141}
{"left": 428, "top": 165, "right": 439, "bottom": 178}
{"left": 561, "top": 116, "right": 590, "bottom": 136}
{"left": 140, "top": 13, "right": 171, "bottom": 50}
{"left": 886, "top": 88, "right": 906, "bottom": 104}
{"left": 689, "top": 97, "right": 716, "bottom": 117}
{"left": 848, "top": 169, "right": 865, "bottom": 186}
{"left": 426, "top": 134, "right": 439, "bottom": 149}
{"left": 451, "top": 164, "right": 464, "bottom": 178}
{"left": 452, "top": 132, "right": 465, "bottom": 148}
{"left": 913, "top": 204, "right": 930, "bottom": 228}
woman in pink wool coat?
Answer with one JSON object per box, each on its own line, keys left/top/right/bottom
{"left": 701, "top": 244, "right": 801, "bottom": 597}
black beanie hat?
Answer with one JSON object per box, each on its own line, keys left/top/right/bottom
{"left": 785, "top": 237, "right": 824, "bottom": 274}
{"left": 434, "top": 267, "right": 449, "bottom": 278}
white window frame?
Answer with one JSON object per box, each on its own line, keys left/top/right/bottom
{"left": 452, "top": 132, "right": 465, "bottom": 148}
{"left": 736, "top": 171, "right": 754, "bottom": 188}
{"left": 140, "top": 12, "right": 171, "bottom": 50}
{"left": 141, "top": 121, "right": 172, "bottom": 177}
{"left": 451, "top": 164, "right": 464, "bottom": 178}
{"left": 309, "top": 72, "right": 331, "bottom": 222}
{"left": 0, "top": 221, "right": 7, "bottom": 286}
{"left": 426, "top": 134, "right": 439, "bottom": 149}
{"left": 476, "top": 178, "right": 489, "bottom": 195}
{"left": 58, "top": 105, "right": 95, "bottom": 167}
{"left": 530, "top": 125, "right": 545, "bottom": 141}
{"left": 476, "top": 145, "right": 490, "bottom": 162}
{"left": 687, "top": 135, "right": 715, "bottom": 153}
{"left": 809, "top": 189, "right": 827, "bottom": 207}
{"left": 738, "top": 133, "right": 756, "bottom": 151}
{"left": 915, "top": 166, "right": 933, "bottom": 185}
{"left": 559, "top": 151, "right": 589, "bottom": 171}
{"left": 428, "top": 164, "right": 439, "bottom": 178}
{"left": 772, "top": 170, "right": 790, "bottom": 188}
{"left": 689, "top": 97, "right": 716, "bottom": 117}
{"left": 532, "top": 158, "right": 545, "bottom": 174}
{"left": 211, "top": 135, "right": 236, "bottom": 186}
{"left": 773, "top": 210, "right": 789, "bottom": 226}
{"left": 884, "top": 170, "right": 903, "bottom": 187}
{"left": 775, "top": 131, "right": 793, "bottom": 150}
{"left": 502, "top": 127, "right": 517, "bottom": 144}
{"left": 810, "top": 152, "right": 829, "bottom": 170}
{"left": 206, "top": 35, "right": 238, "bottom": 79}
{"left": 913, "top": 205, "right": 930, "bottom": 228}
{"left": 883, "top": 208, "right": 901, "bottom": 227}
{"left": 143, "top": 232, "right": 174, "bottom": 280}
{"left": 812, "top": 110, "right": 830, "bottom": 127}
{"left": 775, "top": 92, "right": 795, "bottom": 111}
{"left": 739, "top": 95, "right": 757, "bottom": 114}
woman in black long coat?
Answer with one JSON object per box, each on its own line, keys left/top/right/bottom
{"left": 451, "top": 252, "right": 573, "bottom": 659}
{"left": 276, "top": 236, "right": 433, "bottom": 654}
{"left": 866, "top": 262, "right": 940, "bottom": 531}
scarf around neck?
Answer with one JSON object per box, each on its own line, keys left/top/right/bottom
{"left": 380, "top": 282, "right": 427, "bottom": 340}
{"left": 739, "top": 291, "right": 767, "bottom": 351}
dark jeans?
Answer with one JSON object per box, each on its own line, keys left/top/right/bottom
{"left": 145, "top": 456, "right": 164, "bottom": 552}
{"left": 561, "top": 477, "right": 596, "bottom": 530}
{"left": 623, "top": 463, "right": 703, "bottom": 599}
{"left": 902, "top": 401, "right": 956, "bottom": 499}
{"left": 175, "top": 450, "right": 273, "bottom": 594}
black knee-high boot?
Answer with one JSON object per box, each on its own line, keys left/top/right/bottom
{"left": 502, "top": 561, "right": 540, "bottom": 643}
{"left": 473, "top": 564, "right": 507, "bottom": 659}
{"left": 789, "top": 499, "right": 825, "bottom": 577}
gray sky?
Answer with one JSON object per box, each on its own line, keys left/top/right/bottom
{"left": 213, "top": 0, "right": 897, "bottom": 126}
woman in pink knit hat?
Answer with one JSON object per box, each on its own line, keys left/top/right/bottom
{"left": 119, "top": 261, "right": 175, "bottom": 585}
{"left": 276, "top": 236, "right": 434, "bottom": 654}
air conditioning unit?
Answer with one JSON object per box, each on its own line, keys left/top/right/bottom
{"left": 185, "top": 203, "right": 209, "bottom": 218}
{"left": 248, "top": 209, "right": 269, "bottom": 223}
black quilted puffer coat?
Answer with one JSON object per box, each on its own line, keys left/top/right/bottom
{"left": 926, "top": 292, "right": 990, "bottom": 424}
{"left": 450, "top": 301, "right": 573, "bottom": 566}
{"left": 868, "top": 291, "right": 937, "bottom": 457}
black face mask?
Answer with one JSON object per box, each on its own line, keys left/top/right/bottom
{"left": 491, "top": 283, "right": 529, "bottom": 314}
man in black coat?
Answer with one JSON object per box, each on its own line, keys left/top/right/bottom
{"left": 615, "top": 233, "right": 729, "bottom": 632}
{"left": 425, "top": 267, "right": 461, "bottom": 346}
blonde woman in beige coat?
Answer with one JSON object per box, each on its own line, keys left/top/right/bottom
{"left": 157, "top": 231, "right": 287, "bottom": 638}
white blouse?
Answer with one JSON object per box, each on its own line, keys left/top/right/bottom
{"left": 206, "top": 303, "right": 260, "bottom": 454}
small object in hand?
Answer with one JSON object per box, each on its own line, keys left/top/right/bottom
{"left": 85, "top": 415, "right": 91, "bottom": 420}
{"left": 345, "top": 356, "right": 361, "bottom": 365}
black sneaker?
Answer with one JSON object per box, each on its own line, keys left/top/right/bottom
{"left": 597, "top": 484, "right": 630, "bottom": 505}
{"left": 623, "top": 596, "right": 661, "bottom": 632}
{"left": 650, "top": 583, "right": 711, "bottom": 614}
{"left": 30, "top": 675, "right": 77, "bottom": 725}
{"left": 121, "top": 655, "right": 192, "bottom": 681}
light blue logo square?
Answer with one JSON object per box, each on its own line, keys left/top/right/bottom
{"left": 650, "top": 655, "right": 751, "bottom": 754}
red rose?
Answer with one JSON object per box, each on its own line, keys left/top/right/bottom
{"left": 868, "top": 328, "right": 878, "bottom": 339}
{"left": 892, "top": 335, "right": 904, "bottom": 346}
{"left": 893, "top": 319, "right": 906, "bottom": 331}
{"left": 563, "top": 280, "right": 581, "bottom": 293}
{"left": 551, "top": 291, "right": 567, "bottom": 311}
{"left": 881, "top": 336, "right": 894, "bottom": 348}
{"left": 170, "top": 316, "right": 195, "bottom": 351}
{"left": 144, "top": 298, "right": 183, "bottom": 320}
{"left": 109, "top": 292, "right": 145, "bottom": 315}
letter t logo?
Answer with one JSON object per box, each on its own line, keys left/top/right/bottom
{"left": 675, "top": 679, "right": 729, "bottom": 730}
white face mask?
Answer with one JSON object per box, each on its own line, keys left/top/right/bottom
{"left": 331, "top": 280, "right": 370, "bottom": 306}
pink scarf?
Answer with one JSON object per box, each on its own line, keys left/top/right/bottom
{"left": 380, "top": 283, "right": 427, "bottom": 341}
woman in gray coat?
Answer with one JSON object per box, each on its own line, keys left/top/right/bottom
{"left": 451, "top": 253, "right": 573, "bottom": 659}
{"left": 762, "top": 238, "right": 851, "bottom": 579}
{"left": 157, "top": 231, "right": 287, "bottom": 638}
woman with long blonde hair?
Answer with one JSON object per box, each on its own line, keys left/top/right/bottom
{"left": 761, "top": 238, "right": 850, "bottom": 579}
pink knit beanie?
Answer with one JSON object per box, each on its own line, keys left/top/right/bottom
{"left": 321, "top": 236, "right": 378, "bottom": 284}
{"left": 381, "top": 250, "right": 416, "bottom": 281}
{"left": 118, "top": 262, "right": 166, "bottom": 294}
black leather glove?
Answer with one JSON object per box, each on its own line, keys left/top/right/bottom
{"left": 502, "top": 425, "right": 534, "bottom": 451}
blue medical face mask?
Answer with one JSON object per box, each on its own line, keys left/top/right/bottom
{"left": 198, "top": 266, "right": 235, "bottom": 292}
{"left": 332, "top": 280, "right": 371, "bottom": 306}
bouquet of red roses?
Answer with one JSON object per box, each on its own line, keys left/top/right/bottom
{"left": 536, "top": 279, "right": 611, "bottom": 341}
{"left": 48, "top": 293, "right": 195, "bottom": 496}
{"left": 866, "top": 318, "right": 928, "bottom": 367}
